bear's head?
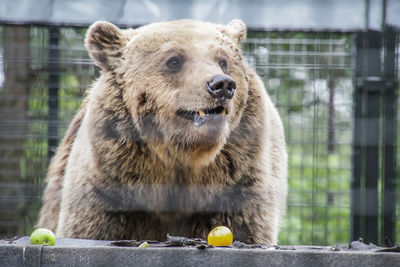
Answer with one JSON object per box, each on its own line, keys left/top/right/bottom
{"left": 85, "top": 20, "right": 249, "bottom": 167}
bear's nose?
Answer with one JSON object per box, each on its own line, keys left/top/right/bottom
{"left": 206, "top": 75, "right": 236, "bottom": 100}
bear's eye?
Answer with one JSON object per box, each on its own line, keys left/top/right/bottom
{"left": 219, "top": 59, "right": 228, "bottom": 70}
{"left": 166, "top": 56, "right": 184, "bottom": 71}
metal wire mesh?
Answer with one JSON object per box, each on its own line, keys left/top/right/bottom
{"left": 243, "top": 32, "right": 353, "bottom": 245}
{"left": 0, "top": 24, "right": 393, "bottom": 246}
{"left": 0, "top": 25, "right": 94, "bottom": 237}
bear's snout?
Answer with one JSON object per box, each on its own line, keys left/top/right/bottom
{"left": 206, "top": 75, "right": 236, "bottom": 100}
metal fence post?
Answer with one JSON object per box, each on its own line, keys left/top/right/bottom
{"left": 381, "top": 26, "right": 397, "bottom": 246}
{"left": 351, "top": 28, "right": 398, "bottom": 245}
{"left": 351, "top": 30, "right": 382, "bottom": 245}
{"left": 48, "top": 26, "right": 60, "bottom": 161}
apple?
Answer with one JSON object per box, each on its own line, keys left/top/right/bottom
{"left": 207, "top": 226, "right": 233, "bottom": 247}
{"left": 138, "top": 241, "right": 149, "bottom": 248}
{"left": 30, "top": 228, "right": 56, "bottom": 246}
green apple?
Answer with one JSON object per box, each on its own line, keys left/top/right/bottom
{"left": 30, "top": 228, "right": 56, "bottom": 246}
{"left": 138, "top": 241, "right": 149, "bottom": 248}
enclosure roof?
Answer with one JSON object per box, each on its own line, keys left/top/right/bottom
{"left": 1, "top": 0, "right": 398, "bottom": 31}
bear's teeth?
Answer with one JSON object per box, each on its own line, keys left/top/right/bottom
{"left": 221, "top": 109, "right": 227, "bottom": 115}
{"left": 198, "top": 110, "right": 206, "bottom": 116}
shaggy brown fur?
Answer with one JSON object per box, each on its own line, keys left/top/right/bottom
{"left": 37, "top": 19, "right": 287, "bottom": 245}
{"left": 37, "top": 98, "right": 88, "bottom": 232}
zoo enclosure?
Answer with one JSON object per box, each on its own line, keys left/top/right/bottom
{"left": 0, "top": 0, "right": 399, "bottom": 246}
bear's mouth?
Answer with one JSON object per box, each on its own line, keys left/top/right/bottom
{"left": 176, "top": 106, "right": 227, "bottom": 127}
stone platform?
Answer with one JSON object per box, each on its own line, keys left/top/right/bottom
{"left": 1, "top": 237, "right": 399, "bottom": 266}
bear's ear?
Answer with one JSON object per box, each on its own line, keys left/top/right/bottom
{"left": 85, "top": 21, "right": 127, "bottom": 70}
{"left": 223, "top": 19, "right": 247, "bottom": 44}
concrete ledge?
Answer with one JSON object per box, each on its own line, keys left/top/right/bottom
{"left": 1, "top": 237, "right": 399, "bottom": 267}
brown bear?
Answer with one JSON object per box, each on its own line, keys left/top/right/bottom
{"left": 37, "top": 19, "right": 287, "bottom": 245}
